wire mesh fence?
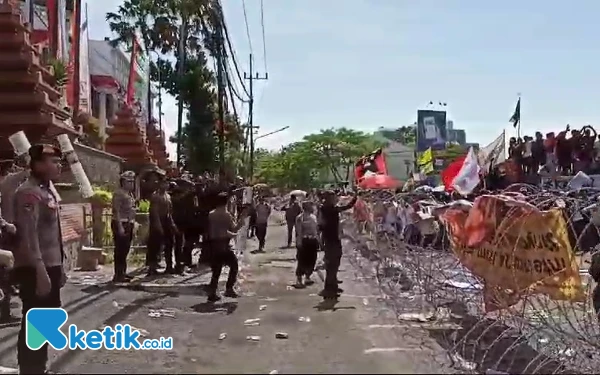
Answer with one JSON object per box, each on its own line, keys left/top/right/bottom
{"left": 341, "top": 185, "right": 600, "bottom": 374}
{"left": 84, "top": 209, "right": 150, "bottom": 250}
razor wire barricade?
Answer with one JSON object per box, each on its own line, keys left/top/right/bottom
{"left": 342, "top": 186, "right": 600, "bottom": 374}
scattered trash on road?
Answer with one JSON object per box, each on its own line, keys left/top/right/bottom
{"left": 261, "top": 297, "right": 278, "bottom": 302}
{"left": 148, "top": 309, "right": 176, "bottom": 318}
{"left": 219, "top": 333, "right": 227, "bottom": 340}
{"left": 112, "top": 301, "right": 119, "bottom": 308}
{"left": 275, "top": 332, "right": 288, "bottom": 339}
{"left": 244, "top": 318, "right": 261, "bottom": 326}
{"left": 362, "top": 298, "right": 369, "bottom": 306}
{"left": 298, "top": 316, "right": 311, "bottom": 323}
{"left": 269, "top": 370, "right": 279, "bottom": 375}
{"left": 259, "top": 305, "right": 267, "bottom": 311}
{"left": 246, "top": 335, "right": 261, "bottom": 341}
{"left": 286, "top": 286, "right": 294, "bottom": 290}
{"left": 450, "top": 353, "right": 476, "bottom": 371}
{"left": 397, "top": 311, "right": 435, "bottom": 322}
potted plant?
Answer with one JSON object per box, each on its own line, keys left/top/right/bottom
{"left": 48, "top": 58, "right": 69, "bottom": 109}
{"left": 89, "top": 187, "right": 112, "bottom": 248}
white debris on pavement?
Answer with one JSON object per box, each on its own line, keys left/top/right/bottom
{"left": 148, "top": 309, "right": 176, "bottom": 318}
{"left": 244, "top": 318, "right": 261, "bottom": 326}
{"left": 259, "top": 305, "right": 267, "bottom": 311}
{"left": 298, "top": 316, "right": 311, "bottom": 322}
{"left": 246, "top": 336, "right": 261, "bottom": 341}
{"left": 219, "top": 333, "right": 227, "bottom": 340}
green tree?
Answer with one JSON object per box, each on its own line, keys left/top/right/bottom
{"left": 253, "top": 128, "right": 386, "bottom": 188}
{"left": 379, "top": 125, "right": 416, "bottom": 145}
{"left": 108, "top": 0, "right": 243, "bottom": 175}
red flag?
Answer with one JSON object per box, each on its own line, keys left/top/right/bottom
{"left": 441, "top": 155, "right": 467, "bottom": 192}
{"left": 126, "top": 38, "right": 139, "bottom": 105}
{"left": 354, "top": 149, "right": 387, "bottom": 182}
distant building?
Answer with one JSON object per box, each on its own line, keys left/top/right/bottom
{"left": 448, "top": 129, "right": 466, "bottom": 145}
{"left": 372, "top": 131, "right": 414, "bottom": 181}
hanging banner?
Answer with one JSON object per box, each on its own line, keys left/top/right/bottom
{"left": 78, "top": 9, "right": 91, "bottom": 113}
{"left": 416, "top": 110, "right": 447, "bottom": 152}
{"left": 66, "top": 0, "right": 78, "bottom": 108}
{"left": 440, "top": 195, "right": 584, "bottom": 312}
{"left": 57, "top": 0, "right": 68, "bottom": 62}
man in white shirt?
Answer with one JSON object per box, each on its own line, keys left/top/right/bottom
{"left": 295, "top": 202, "right": 319, "bottom": 287}
{"left": 252, "top": 196, "right": 271, "bottom": 253}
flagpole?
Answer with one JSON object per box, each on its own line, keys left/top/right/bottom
{"left": 517, "top": 93, "right": 521, "bottom": 139}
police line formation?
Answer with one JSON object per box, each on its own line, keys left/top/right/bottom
{"left": 0, "top": 127, "right": 600, "bottom": 373}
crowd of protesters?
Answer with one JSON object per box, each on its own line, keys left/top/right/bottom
{"left": 508, "top": 125, "right": 600, "bottom": 176}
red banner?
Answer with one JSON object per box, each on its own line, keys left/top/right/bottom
{"left": 126, "top": 38, "right": 139, "bottom": 105}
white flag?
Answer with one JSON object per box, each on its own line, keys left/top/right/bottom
{"left": 452, "top": 147, "right": 481, "bottom": 196}
{"left": 477, "top": 131, "right": 506, "bottom": 172}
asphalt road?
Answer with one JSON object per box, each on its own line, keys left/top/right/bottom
{"left": 0, "top": 217, "right": 452, "bottom": 374}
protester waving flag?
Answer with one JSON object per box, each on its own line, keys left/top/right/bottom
{"left": 417, "top": 148, "right": 434, "bottom": 174}
{"left": 354, "top": 148, "right": 387, "bottom": 181}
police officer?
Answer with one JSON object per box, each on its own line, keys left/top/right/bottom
{"left": 172, "top": 178, "right": 197, "bottom": 273}
{"left": 0, "top": 153, "right": 30, "bottom": 225}
{"left": 13, "top": 144, "right": 65, "bottom": 374}
{"left": 111, "top": 171, "right": 136, "bottom": 282}
{"left": 147, "top": 177, "right": 177, "bottom": 275}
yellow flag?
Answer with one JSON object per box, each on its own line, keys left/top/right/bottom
{"left": 418, "top": 148, "right": 434, "bottom": 174}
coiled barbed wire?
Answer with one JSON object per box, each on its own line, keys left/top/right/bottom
{"left": 342, "top": 185, "right": 600, "bottom": 374}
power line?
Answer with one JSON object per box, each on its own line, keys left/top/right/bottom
{"left": 259, "top": 0, "right": 268, "bottom": 72}
{"left": 240, "top": 0, "right": 253, "bottom": 56}
{"left": 220, "top": 8, "right": 250, "bottom": 98}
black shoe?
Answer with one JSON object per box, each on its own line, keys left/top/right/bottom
{"left": 146, "top": 269, "right": 159, "bottom": 277}
{"left": 207, "top": 294, "right": 221, "bottom": 302}
{"left": 337, "top": 280, "right": 343, "bottom": 284}
{"left": 224, "top": 289, "right": 238, "bottom": 298}
{"left": 164, "top": 266, "right": 176, "bottom": 274}
{"left": 112, "top": 275, "right": 130, "bottom": 283}
{"left": 304, "top": 278, "right": 315, "bottom": 286}
{"left": 123, "top": 274, "right": 133, "bottom": 281}
{"left": 337, "top": 287, "right": 344, "bottom": 293}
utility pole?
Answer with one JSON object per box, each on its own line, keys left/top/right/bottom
{"left": 244, "top": 53, "right": 268, "bottom": 182}
{"left": 175, "top": 20, "right": 187, "bottom": 169}
{"left": 216, "top": 17, "right": 226, "bottom": 176}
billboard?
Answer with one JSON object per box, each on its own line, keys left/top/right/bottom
{"left": 416, "top": 110, "right": 447, "bottom": 152}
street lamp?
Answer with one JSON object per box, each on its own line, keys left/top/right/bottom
{"left": 254, "top": 126, "right": 290, "bottom": 143}
{"left": 249, "top": 126, "right": 290, "bottom": 180}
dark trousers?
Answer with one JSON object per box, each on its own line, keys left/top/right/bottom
{"left": 255, "top": 223, "right": 268, "bottom": 250}
{"left": 147, "top": 224, "right": 173, "bottom": 270}
{"left": 248, "top": 213, "right": 257, "bottom": 237}
{"left": 323, "top": 238, "right": 342, "bottom": 294}
{"left": 16, "top": 266, "right": 62, "bottom": 374}
{"left": 286, "top": 221, "right": 295, "bottom": 246}
{"left": 0, "top": 266, "right": 11, "bottom": 319}
{"left": 296, "top": 237, "right": 319, "bottom": 278}
{"left": 208, "top": 239, "right": 238, "bottom": 294}
{"left": 111, "top": 221, "right": 133, "bottom": 278}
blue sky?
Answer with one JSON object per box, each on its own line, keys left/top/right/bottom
{"left": 89, "top": 0, "right": 600, "bottom": 157}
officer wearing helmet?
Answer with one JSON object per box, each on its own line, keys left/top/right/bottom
{"left": 111, "top": 171, "right": 136, "bottom": 282}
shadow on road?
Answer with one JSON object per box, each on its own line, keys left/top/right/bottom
{"left": 191, "top": 301, "right": 238, "bottom": 315}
